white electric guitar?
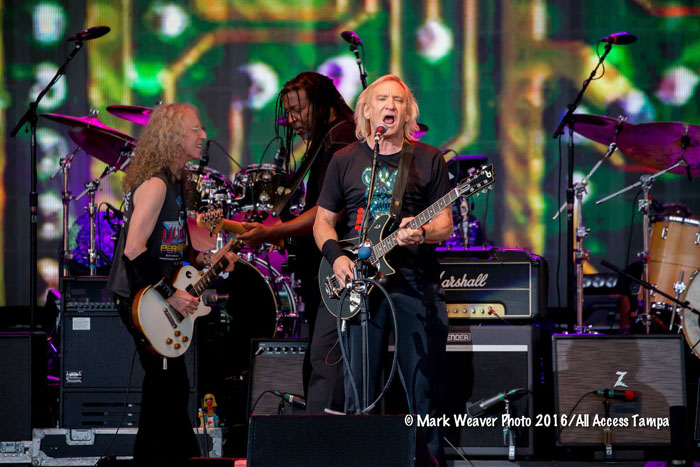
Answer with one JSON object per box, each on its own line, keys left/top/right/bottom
{"left": 131, "top": 242, "right": 237, "bottom": 358}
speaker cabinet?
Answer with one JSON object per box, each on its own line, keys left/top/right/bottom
{"left": 60, "top": 312, "right": 197, "bottom": 427}
{"left": 248, "top": 339, "right": 307, "bottom": 416}
{"left": 248, "top": 415, "right": 416, "bottom": 466}
{"left": 553, "top": 335, "right": 685, "bottom": 446}
{"left": 0, "top": 332, "right": 47, "bottom": 441}
{"left": 439, "top": 325, "right": 539, "bottom": 457}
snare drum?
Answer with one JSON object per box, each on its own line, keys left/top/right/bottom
{"left": 644, "top": 216, "right": 700, "bottom": 314}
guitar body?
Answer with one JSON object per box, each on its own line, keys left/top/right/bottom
{"left": 132, "top": 265, "right": 212, "bottom": 358}
{"left": 318, "top": 215, "right": 394, "bottom": 319}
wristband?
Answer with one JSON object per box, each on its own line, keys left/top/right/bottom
{"left": 321, "top": 239, "right": 345, "bottom": 266}
{"left": 128, "top": 251, "right": 164, "bottom": 285}
{"left": 154, "top": 278, "right": 177, "bottom": 300}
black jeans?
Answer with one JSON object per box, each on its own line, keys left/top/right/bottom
{"left": 115, "top": 295, "right": 198, "bottom": 464}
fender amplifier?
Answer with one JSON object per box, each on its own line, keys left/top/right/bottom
{"left": 436, "top": 248, "right": 547, "bottom": 320}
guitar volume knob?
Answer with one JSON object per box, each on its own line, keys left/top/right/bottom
{"left": 166, "top": 338, "right": 173, "bottom": 345}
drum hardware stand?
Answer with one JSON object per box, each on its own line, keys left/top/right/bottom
{"left": 51, "top": 146, "right": 81, "bottom": 277}
{"left": 600, "top": 259, "right": 700, "bottom": 318}
{"left": 553, "top": 140, "right": 619, "bottom": 333}
{"left": 75, "top": 164, "right": 119, "bottom": 275}
{"left": 669, "top": 270, "right": 686, "bottom": 333}
{"left": 597, "top": 159, "right": 687, "bottom": 334}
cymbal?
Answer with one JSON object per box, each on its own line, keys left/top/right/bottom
{"left": 40, "top": 112, "right": 127, "bottom": 136}
{"left": 106, "top": 105, "right": 153, "bottom": 125}
{"left": 69, "top": 127, "right": 135, "bottom": 168}
{"left": 568, "top": 114, "right": 634, "bottom": 146}
{"left": 617, "top": 121, "right": 700, "bottom": 176}
{"left": 415, "top": 122, "right": 429, "bottom": 139}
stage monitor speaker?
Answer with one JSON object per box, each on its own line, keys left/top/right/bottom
{"left": 553, "top": 334, "right": 685, "bottom": 446}
{"left": 0, "top": 332, "right": 48, "bottom": 441}
{"left": 248, "top": 339, "right": 307, "bottom": 417}
{"left": 248, "top": 415, "right": 416, "bottom": 467}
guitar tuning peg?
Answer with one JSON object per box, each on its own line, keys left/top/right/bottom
{"left": 481, "top": 188, "right": 487, "bottom": 194}
{"left": 476, "top": 192, "right": 480, "bottom": 197}
{"left": 488, "top": 185, "right": 494, "bottom": 190}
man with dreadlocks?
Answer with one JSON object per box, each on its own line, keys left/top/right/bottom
{"left": 237, "top": 72, "right": 356, "bottom": 414}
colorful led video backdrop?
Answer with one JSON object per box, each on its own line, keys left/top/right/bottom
{"left": 2, "top": 0, "right": 699, "bottom": 308}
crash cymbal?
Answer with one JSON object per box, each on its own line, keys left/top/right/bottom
{"left": 69, "top": 126, "right": 135, "bottom": 168}
{"left": 617, "top": 121, "right": 700, "bottom": 176}
{"left": 568, "top": 114, "right": 634, "bottom": 146}
{"left": 40, "top": 112, "right": 126, "bottom": 136}
{"left": 106, "top": 105, "right": 153, "bottom": 126}
{"left": 415, "top": 122, "right": 429, "bottom": 139}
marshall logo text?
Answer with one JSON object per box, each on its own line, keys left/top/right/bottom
{"left": 440, "top": 271, "right": 488, "bottom": 289}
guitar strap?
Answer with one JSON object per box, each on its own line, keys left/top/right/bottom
{"left": 271, "top": 120, "right": 347, "bottom": 217}
{"left": 388, "top": 141, "right": 415, "bottom": 226}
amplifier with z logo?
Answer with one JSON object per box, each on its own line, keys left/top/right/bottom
{"left": 436, "top": 248, "right": 548, "bottom": 320}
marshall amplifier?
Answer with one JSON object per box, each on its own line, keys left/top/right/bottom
{"left": 436, "top": 247, "right": 547, "bottom": 320}
{"left": 60, "top": 276, "right": 117, "bottom": 312}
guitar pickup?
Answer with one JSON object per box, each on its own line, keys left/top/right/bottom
{"left": 162, "top": 307, "right": 178, "bottom": 329}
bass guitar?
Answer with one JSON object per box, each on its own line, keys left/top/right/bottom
{"left": 319, "top": 164, "right": 495, "bottom": 319}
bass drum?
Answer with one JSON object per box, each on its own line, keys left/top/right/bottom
{"left": 682, "top": 272, "right": 700, "bottom": 359}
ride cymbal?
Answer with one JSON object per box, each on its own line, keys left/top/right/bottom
{"left": 106, "top": 104, "right": 153, "bottom": 126}
{"left": 69, "top": 126, "right": 135, "bottom": 168}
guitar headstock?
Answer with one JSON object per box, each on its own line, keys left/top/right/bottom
{"left": 457, "top": 164, "right": 495, "bottom": 197}
{"left": 196, "top": 208, "right": 224, "bottom": 234}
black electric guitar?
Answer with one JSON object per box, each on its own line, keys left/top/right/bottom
{"left": 319, "top": 164, "right": 495, "bottom": 319}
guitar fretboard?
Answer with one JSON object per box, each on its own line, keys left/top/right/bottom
{"left": 368, "top": 166, "right": 493, "bottom": 265}
{"left": 185, "top": 241, "right": 241, "bottom": 297}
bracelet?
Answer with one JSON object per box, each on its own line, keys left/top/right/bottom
{"left": 418, "top": 226, "right": 427, "bottom": 244}
{"left": 154, "top": 278, "right": 176, "bottom": 300}
{"left": 321, "top": 239, "right": 345, "bottom": 266}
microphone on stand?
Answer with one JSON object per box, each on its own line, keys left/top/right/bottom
{"left": 374, "top": 123, "right": 387, "bottom": 142}
{"left": 273, "top": 142, "right": 286, "bottom": 170}
{"left": 340, "top": 30, "right": 363, "bottom": 46}
{"left": 598, "top": 32, "right": 637, "bottom": 45}
{"left": 466, "top": 388, "right": 529, "bottom": 417}
{"left": 67, "top": 26, "right": 111, "bottom": 42}
{"left": 198, "top": 140, "right": 211, "bottom": 174}
{"left": 272, "top": 391, "right": 306, "bottom": 409}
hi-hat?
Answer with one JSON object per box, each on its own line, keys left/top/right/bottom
{"left": 106, "top": 105, "right": 153, "bottom": 126}
{"left": 568, "top": 114, "right": 634, "bottom": 146}
{"left": 69, "top": 127, "right": 135, "bottom": 168}
{"left": 40, "top": 112, "right": 127, "bottom": 137}
{"left": 617, "top": 121, "right": 700, "bottom": 176}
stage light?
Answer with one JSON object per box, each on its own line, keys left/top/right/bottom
{"left": 32, "top": 2, "right": 66, "bottom": 45}
{"left": 239, "top": 62, "right": 279, "bottom": 109}
{"left": 416, "top": 19, "right": 453, "bottom": 64}
{"left": 317, "top": 56, "right": 363, "bottom": 104}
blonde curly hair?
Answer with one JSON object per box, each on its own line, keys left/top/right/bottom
{"left": 122, "top": 103, "right": 198, "bottom": 192}
{"left": 354, "top": 74, "right": 420, "bottom": 143}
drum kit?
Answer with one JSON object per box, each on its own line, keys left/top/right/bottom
{"left": 565, "top": 113, "right": 700, "bottom": 357}
{"left": 45, "top": 105, "right": 303, "bottom": 338}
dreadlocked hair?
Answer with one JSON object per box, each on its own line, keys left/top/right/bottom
{"left": 277, "top": 72, "right": 355, "bottom": 166}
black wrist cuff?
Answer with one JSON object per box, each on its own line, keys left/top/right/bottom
{"left": 321, "top": 239, "right": 345, "bottom": 266}
{"left": 128, "top": 251, "right": 163, "bottom": 286}
{"left": 154, "top": 278, "right": 176, "bottom": 300}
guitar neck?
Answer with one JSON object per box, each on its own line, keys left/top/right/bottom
{"left": 369, "top": 188, "right": 461, "bottom": 265}
{"left": 185, "top": 241, "right": 240, "bottom": 297}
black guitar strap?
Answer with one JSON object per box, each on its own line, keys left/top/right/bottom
{"left": 389, "top": 141, "right": 414, "bottom": 226}
{"left": 271, "top": 120, "right": 347, "bottom": 217}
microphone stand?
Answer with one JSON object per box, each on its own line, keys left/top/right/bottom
{"left": 50, "top": 146, "right": 81, "bottom": 277}
{"left": 10, "top": 39, "right": 85, "bottom": 324}
{"left": 552, "top": 41, "right": 613, "bottom": 331}
{"left": 348, "top": 43, "right": 368, "bottom": 90}
{"left": 352, "top": 134, "right": 382, "bottom": 412}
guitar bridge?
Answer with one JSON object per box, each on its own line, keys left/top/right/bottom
{"left": 324, "top": 275, "right": 343, "bottom": 299}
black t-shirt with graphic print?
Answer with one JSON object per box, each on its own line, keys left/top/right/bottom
{"left": 317, "top": 139, "right": 450, "bottom": 284}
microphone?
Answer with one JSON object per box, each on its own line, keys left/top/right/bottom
{"left": 273, "top": 142, "right": 286, "bottom": 170}
{"left": 374, "top": 123, "right": 387, "bottom": 142}
{"left": 67, "top": 26, "right": 111, "bottom": 42}
{"left": 201, "top": 290, "right": 229, "bottom": 307}
{"left": 272, "top": 391, "right": 306, "bottom": 409}
{"left": 104, "top": 202, "right": 124, "bottom": 220}
{"left": 595, "top": 389, "right": 638, "bottom": 401}
{"left": 599, "top": 32, "right": 637, "bottom": 45}
{"left": 198, "top": 140, "right": 211, "bottom": 174}
{"left": 340, "top": 30, "right": 362, "bottom": 46}
{"left": 466, "top": 388, "right": 528, "bottom": 417}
